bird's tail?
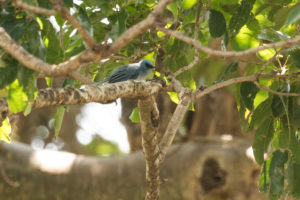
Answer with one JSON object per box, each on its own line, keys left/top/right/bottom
{"left": 94, "top": 78, "right": 109, "bottom": 85}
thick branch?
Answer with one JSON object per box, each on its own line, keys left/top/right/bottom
{"left": 158, "top": 27, "right": 300, "bottom": 57}
{"left": 0, "top": 80, "right": 164, "bottom": 123}
{"left": 138, "top": 96, "right": 160, "bottom": 200}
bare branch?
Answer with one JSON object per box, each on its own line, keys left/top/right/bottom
{"left": 254, "top": 81, "right": 300, "bottom": 97}
{"left": 138, "top": 96, "right": 160, "bottom": 200}
{"left": 12, "top": 0, "right": 56, "bottom": 16}
{"left": 195, "top": 72, "right": 300, "bottom": 99}
{"left": 158, "top": 27, "right": 300, "bottom": 58}
{"left": 159, "top": 90, "right": 191, "bottom": 162}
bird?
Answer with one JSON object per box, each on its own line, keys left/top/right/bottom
{"left": 95, "top": 59, "right": 154, "bottom": 84}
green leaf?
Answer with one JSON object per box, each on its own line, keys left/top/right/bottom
{"left": 258, "top": 160, "right": 270, "bottom": 192}
{"left": 0, "top": 118, "right": 11, "bottom": 143}
{"left": 253, "top": 117, "right": 274, "bottom": 165}
{"left": 17, "top": 67, "right": 38, "bottom": 101}
{"left": 77, "top": 6, "right": 92, "bottom": 35}
{"left": 285, "top": 4, "right": 300, "bottom": 26}
{"left": 7, "top": 80, "right": 28, "bottom": 114}
{"left": 129, "top": 107, "right": 140, "bottom": 123}
{"left": 38, "top": 0, "right": 51, "bottom": 9}
{"left": 168, "top": 92, "right": 179, "bottom": 104}
{"left": 290, "top": 49, "right": 300, "bottom": 69}
{"left": 240, "top": 81, "right": 259, "bottom": 110}
{"left": 167, "top": 2, "right": 178, "bottom": 20}
{"left": 269, "top": 150, "right": 288, "bottom": 198}
{"left": 63, "top": 0, "right": 73, "bottom": 8}
{"left": 0, "top": 60, "right": 18, "bottom": 89}
{"left": 239, "top": 98, "right": 247, "bottom": 133}
{"left": 271, "top": 95, "right": 286, "bottom": 118}
{"left": 287, "top": 161, "right": 300, "bottom": 197}
{"left": 219, "top": 61, "right": 238, "bottom": 80}
{"left": 249, "top": 97, "right": 272, "bottom": 131}
{"left": 209, "top": 9, "right": 227, "bottom": 38}
{"left": 109, "top": 9, "right": 128, "bottom": 40}
{"left": 54, "top": 106, "right": 65, "bottom": 139}
{"left": 182, "top": 0, "right": 197, "bottom": 10}
{"left": 228, "top": 0, "right": 255, "bottom": 37}
{"left": 278, "top": 128, "right": 289, "bottom": 149}
{"left": 257, "top": 29, "right": 290, "bottom": 43}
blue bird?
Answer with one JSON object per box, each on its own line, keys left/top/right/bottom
{"left": 95, "top": 59, "right": 154, "bottom": 84}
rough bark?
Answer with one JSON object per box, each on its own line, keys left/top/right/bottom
{"left": 0, "top": 138, "right": 265, "bottom": 200}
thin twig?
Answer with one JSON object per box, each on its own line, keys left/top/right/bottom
{"left": 254, "top": 81, "right": 300, "bottom": 97}
{"left": 195, "top": 72, "right": 300, "bottom": 99}
{"left": 12, "top": 0, "right": 56, "bottom": 16}
{"left": 157, "top": 27, "right": 300, "bottom": 58}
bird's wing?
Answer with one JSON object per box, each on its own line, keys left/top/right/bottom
{"left": 108, "top": 65, "right": 132, "bottom": 83}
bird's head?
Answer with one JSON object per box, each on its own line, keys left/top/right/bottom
{"left": 140, "top": 59, "right": 154, "bottom": 69}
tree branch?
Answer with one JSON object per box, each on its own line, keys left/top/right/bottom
{"left": 2, "top": 0, "right": 175, "bottom": 79}
{"left": 159, "top": 90, "right": 191, "bottom": 162}
{"left": 11, "top": 0, "right": 56, "bottom": 16}
{"left": 157, "top": 27, "right": 300, "bottom": 58}
{"left": 254, "top": 81, "right": 300, "bottom": 97}
{"left": 0, "top": 80, "right": 165, "bottom": 124}
{"left": 138, "top": 96, "right": 161, "bottom": 200}
{"left": 0, "top": 27, "right": 100, "bottom": 76}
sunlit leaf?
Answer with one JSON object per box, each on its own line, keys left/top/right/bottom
{"left": 129, "top": 107, "right": 140, "bottom": 123}
{"left": 228, "top": 0, "right": 255, "bottom": 37}
{"left": 0, "top": 118, "right": 11, "bottom": 143}
{"left": 168, "top": 92, "right": 179, "bottom": 104}
{"left": 182, "top": 0, "right": 197, "bottom": 10}
{"left": 7, "top": 80, "right": 28, "bottom": 114}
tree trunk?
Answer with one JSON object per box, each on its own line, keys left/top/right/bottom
{"left": 0, "top": 137, "right": 265, "bottom": 200}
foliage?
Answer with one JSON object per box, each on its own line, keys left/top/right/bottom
{"left": 0, "top": 0, "right": 300, "bottom": 199}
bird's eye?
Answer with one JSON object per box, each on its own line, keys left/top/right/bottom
{"left": 145, "top": 63, "right": 153, "bottom": 68}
